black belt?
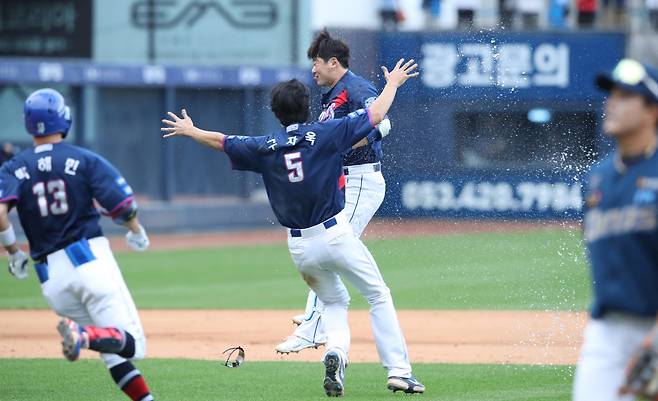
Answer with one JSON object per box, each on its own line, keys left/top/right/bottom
{"left": 289, "top": 217, "right": 337, "bottom": 238}
{"left": 343, "top": 163, "right": 381, "bottom": 175}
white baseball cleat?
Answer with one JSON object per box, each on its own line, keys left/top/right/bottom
{"left": 275, "top": 335, "right": 324, "bottom": 354}
{"left": 57, "top": 318, "right": 85, "bottom": 362}
{"left": 387, "top": 375, "right": 426, "bottom": 394}
{"left": 292, "top": 314, "right": 306, "bottom": 326}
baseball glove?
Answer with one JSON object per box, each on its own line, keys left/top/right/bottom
{"left": 620, "top": 339, "right": 658, "bottom": 400}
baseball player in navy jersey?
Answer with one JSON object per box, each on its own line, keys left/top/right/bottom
{"left": 0, "top": 89, "right": 154, "bottom": 401}
{"left": 162, "top": 58, "right": 425, "bottom": 396}
{"left": 573, "top": 59, "right": 658, "bottom": 401}
{"left": 275, "top": 29, "right": 394, "bottom": 355}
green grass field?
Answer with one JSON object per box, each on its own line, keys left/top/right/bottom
{"left": 0, "top": 227, "right": 589, "bottom": 400}
{"left": 0, "top": 228, "right": 590, "bottom": 310}
{"left": 0, "top": 360, "right": 574, "bottom": 401}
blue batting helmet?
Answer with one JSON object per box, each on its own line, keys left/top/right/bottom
{"left": 24, "top": 88, "right": 72, "bottom": 137}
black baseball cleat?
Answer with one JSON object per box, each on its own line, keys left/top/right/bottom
{"left": 323, "top": 351, "right": 345, "bottom": 397}
{"left": 387, "top": 375, "right": 426, "bottom": 394}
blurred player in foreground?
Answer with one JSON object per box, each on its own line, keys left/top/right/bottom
{"left": 0, "top": 89, "right": 154, "bottom": 401}
{"left": 162, "top": 59, "right": 425, "bottom": 396}
{"left": 573, "top": 59, "right": 658, "bottom": 401}
{"left": 275, "top": 29, "right": 394, "bottom": 355}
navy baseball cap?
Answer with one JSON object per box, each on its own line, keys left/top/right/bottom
{"left": 596, "top": 59, "right": 658, "bottom": 104}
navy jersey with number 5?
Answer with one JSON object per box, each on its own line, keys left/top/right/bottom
{"left": 319, "top": 70, "right": 383, "bottom": 166}
{"left": 224, "top": 109, "right": 376, "bottom": 229}
{"left": 583, "top": 148, "right": 658, "bottom": 318}
{"left": 0, "top": 143, "right": 134, "bottom": 260}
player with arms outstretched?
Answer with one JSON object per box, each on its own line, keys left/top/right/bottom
{"left": 0, "top": 89, "right": 154, "bottom": 401}
{"left": 275, "top": 29, "right": 394, "bottom": 355}
{"left": 162, "top": 59, "right": 425, "bottom": 396}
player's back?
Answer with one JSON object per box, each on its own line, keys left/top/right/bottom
{"left": 0, "top": 143, "right": 130, "bottom": 260}
{"left": 261, "top": 123, "right": 346, "bottom": 229}
{"left": 224, "top": 109, "right": 376, "bottom": 229}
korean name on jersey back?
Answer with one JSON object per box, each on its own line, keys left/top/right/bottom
{"left": 223, "top": 111, "right": 376, "bottom": 229}
{"left": 0, "top": 143, "right": 134, "bottom": 260}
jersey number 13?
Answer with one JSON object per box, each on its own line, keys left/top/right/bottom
{"left": 32, "top": 180, "right": 69, "bottom": 217}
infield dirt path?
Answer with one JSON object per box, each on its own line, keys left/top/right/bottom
{"left": 0, "top": 309, "right": 586, "bottom": 365}
{"left": 2, "top": 221, "right": 586, "bottom": 365}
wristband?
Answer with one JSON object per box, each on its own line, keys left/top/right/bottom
{"left": 0, "top": 224, "right": 16, "bottom": 247}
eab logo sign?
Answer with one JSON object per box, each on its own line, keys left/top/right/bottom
{"left": 401, "top": 180, "right": 582, "bottom": 214}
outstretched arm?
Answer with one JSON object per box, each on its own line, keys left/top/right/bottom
{"left": 367, "top": 58, "right": 418, "bottom": 126}
{"left": 161, "top": 109, "right": 228, "bottom": 151}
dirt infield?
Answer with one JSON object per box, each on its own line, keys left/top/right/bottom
{"left": 2, "top": 220, "right": 586, "bottom": 365}
{"left": 0, "top": 309, "right": 586, "bottom": 365}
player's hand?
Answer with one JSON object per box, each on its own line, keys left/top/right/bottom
{"left": 126, "top": 224, "right": 150, "bottom": 252}
{"left": 8, "top": 249, "right": 28, "bottom": 280}
{"left": 381, "top": 58, "right": 419, "bottom": 88}
{"left": 161, "top": 109, "right": 195, "bottom": 138}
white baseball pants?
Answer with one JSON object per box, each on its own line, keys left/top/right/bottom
{"left": 287, "top": 210, "right": 412, "bottom": 378}
{"left": 293, "top": 168, "right": 385, "bottom": 344}
{"left": 573, "top": 313, "right": 655, "bottom": 401}
{"left": 39, "top": 236, "right": 146, "bottom": 368}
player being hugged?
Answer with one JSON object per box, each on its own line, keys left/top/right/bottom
{"left": 162, "top": 58, "right": 425, "bottom": 396}
{"left": 573, "top": 60, "right": 658, "bottom": 401}
{"left": 275, "top": 28, "right": 394, "bottom": 357}
{"left": 0, "top": 89, "right": 154, "bottom": 401}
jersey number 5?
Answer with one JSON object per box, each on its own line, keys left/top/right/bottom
{"left": 33, "top": 180, "right": 69, "bottom": 217}
{"left": 285, "top": 152, "right": 304, "bottom": 183}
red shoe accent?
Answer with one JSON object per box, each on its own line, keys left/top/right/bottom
{"left": 83, "top": 326, "right": 123, "bottom": 343}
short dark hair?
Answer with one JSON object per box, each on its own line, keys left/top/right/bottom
{"left": 307, "top": 28, "right": 350, "bottom": 69}
{"left": 270, "top": 79, "right": 310, "bottom": 126}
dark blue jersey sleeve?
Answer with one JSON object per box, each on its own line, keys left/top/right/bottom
{"left": 224, "top": 135, "right": 265, "bottom": 172}
{"left": 332, "top": 109, "right": 377, "bottom": 152}
{"left": 351, "top": 81, "right": 386, "bottom": 145}
{"left": 0, "top": 161, "right": 20, "bottom": 204}
{"left": 87, "top": 153, "right": 135, "bottom": 218}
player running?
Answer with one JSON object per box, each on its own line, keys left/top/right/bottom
{"left": 0, "top": 89, "right": 154, "bottom": 401}
{"left": 275, "top": 29, "right": 393, "bottom": 355}
{"left": 162, "top": 58, "right": 425, "bottom": 396}
{"left": 573, "top": 59, "right": 658, "bottom": 401}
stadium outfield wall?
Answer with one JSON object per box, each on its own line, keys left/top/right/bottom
{"left": 0, "top": 30, "right": 626, "bottom": 230}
